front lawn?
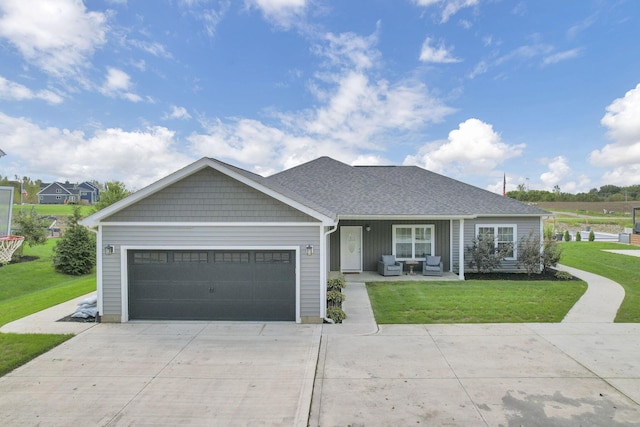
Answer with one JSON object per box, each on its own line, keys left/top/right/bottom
{"left": 558, "top": 242, "right": 640, "bottom": 322}
{"left": 367, "top": 280, "right": 587, "bottom": 324}
{"left": 0, "top": 239, "right": 96, "bottom": 377}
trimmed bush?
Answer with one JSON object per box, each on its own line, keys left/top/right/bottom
{"left": 564, "top": 230, "right": 571, "bottom": 242}
{"left": 588, "top": 230, "right": 595, "bottom": 241}
{"left": 326, "top": 306, "right": 347, "bottom": 324}
{"left": 555, "top": 270, "right": 574, "bottom": 280}
{"left": 575, "top": 231, "right": 582, "bottom": 242}
{"left": 327, "top": 276, "right": 346, "bottom": 292}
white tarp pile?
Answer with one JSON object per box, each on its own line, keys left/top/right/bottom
{"left": 71, "top": 295, "right": 98, "bottom": 319}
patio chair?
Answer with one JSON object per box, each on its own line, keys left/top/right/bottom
{"left": 377, "top": 255, "right": 404, "bottom": 276}
{"left": 422, "top": 255, "right": 443, "bottom": 276}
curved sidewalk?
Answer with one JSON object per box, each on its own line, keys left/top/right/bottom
{"left": 559, "top": 264, "right": 625, "bottom": 323}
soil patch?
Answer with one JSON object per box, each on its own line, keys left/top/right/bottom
{"left": 57, "top": 314, "right": 99, "bottom": 323}
{"left": 0, "top": 256, "right": 39, "bottom": 267}
{"left": 465, "top": 269, "right": 579, "bottom": 281}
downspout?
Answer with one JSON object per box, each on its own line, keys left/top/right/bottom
{"left": 321, "top": 223, "right": 339, "bottom": 320}
{"left": 458, "top": 219, "right": 465, "bottom": 280}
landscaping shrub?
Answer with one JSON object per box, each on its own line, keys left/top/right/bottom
{"left": 326, "top": 276, "right": 347, "bottom": 323}
{"left": 52, "top": 207, "right": 96, "bottom": 275}
{"left": 588, "top": 230, "right": 595, "bottom": 241}
{"left": 466, "top": 233, "right": 511, "bottom": 273}
{"left": 517, "top": 231, "right": 563, "bottom": 276}
{"left": 554, "top": 270, "right": 574, "bottom": 280}
{"left": 517, "top": 231, "right": 543, "bottom": 276}
{"left": 564, "top": 230, "right": 571, "bottom": 241}
{"left": 326, "top": 306, "right": 347, "bottom": 324}
{"left": 542, "top": 239, "right": 562, "bottom": 273}
{"left": 575, "top": 231, "right": 582, "bottom": 241}
{"left": 327, "top": 276, "right": 346, "bottom": 292}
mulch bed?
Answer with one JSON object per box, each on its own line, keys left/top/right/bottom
{"left": 57, "top": 314, "right": 99, "bottom": 323}
{"left": 465, "top": 269, "right": 579, "bottom": 281}
{"left": 0, "top": 255, "right": 39, "bottom": 267}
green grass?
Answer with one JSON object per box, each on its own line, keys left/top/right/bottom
{"left": 366, "top": 280, "right": 587, "bottom": 324}
{"left": 0, "top": 239, "right": 96, "bottom": 377}
{"left": 13, "top": 203, "right": 93, "bottom": 217}
{"left": 559, "top": 242, "right": 640, "bottom": 322}
{"left": 0, "top": 333, "right": 73, "bottom": 377}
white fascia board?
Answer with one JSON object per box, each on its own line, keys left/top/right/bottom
{"left": 80, "top": 157, "right": 335, "bottom": 227}
{"left": 98, "top": 221, "right": 325, "bottom": 227}
{"left": 337, "top": 214, "right": 477, "bottom": 220}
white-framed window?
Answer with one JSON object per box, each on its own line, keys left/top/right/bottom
{"left": 392, "top": 224, "right": 434, "bottom": 260}
{"left": 475, "top": 224, "right": 517, "bottom": 259}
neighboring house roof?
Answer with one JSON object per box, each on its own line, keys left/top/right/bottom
{"left": 38, "top": 182, "right": 74, "bottom": 195}
{"left": 38, "top": 181, "right": 99, "bottom": 196}
{"left": 81, "top": 156, "right": 548, "bottom": 226}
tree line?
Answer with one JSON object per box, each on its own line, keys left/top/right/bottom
{"left": 507, "top": 184, "right": 640, "bottom": 202}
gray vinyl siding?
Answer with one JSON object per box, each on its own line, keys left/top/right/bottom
{"left": 451, "top": 217, "right": 543, "bottom": 273}
{"left": 101, "top": 225, "right": 321, "bottom": 319}
{"left": 330, "top": 220, "right": 451, "bottom": 272}
{"left": 105, "top": 168, "right": 316, "bottom": 223}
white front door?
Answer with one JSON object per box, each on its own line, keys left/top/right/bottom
{"left": 340, "top": 226, "right": 362, "bottom": 272}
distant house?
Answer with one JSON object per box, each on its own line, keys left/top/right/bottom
{"left": 38, "top": 181, "right": 100, "bottom": 205}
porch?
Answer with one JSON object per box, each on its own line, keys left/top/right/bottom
{"left": 330, "top": 270, "right": 460, "bottom": 283}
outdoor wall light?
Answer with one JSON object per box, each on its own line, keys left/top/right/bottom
{"left": 104, "top": 245, "right": 115, "bottom": 255}
{"left": 306, "top": 244, "right": 314, "bottom": 256}
{"left": 365, "top": 224, "right": 371, "bottom": 232}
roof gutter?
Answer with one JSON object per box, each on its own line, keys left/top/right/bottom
{"left": 337, "top": 214, "right": 477, "bottom": 221}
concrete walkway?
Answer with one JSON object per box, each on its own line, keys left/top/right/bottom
{"left": 559, "top": 264, "right": 626, "bottom": 323}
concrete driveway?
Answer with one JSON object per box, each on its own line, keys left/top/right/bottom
{"left": 2, "top": 266, "right": 640, "bottom": 426}
{"left": 0, "top": 322, "right": 321, "bottom": 426}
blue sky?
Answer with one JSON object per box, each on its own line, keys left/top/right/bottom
{"left": 0, "top": 0, "right": 639, "bottom": 194}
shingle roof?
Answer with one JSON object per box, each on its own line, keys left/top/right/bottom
{"left": 266, "top": 156, "right": 548, "bottom": 218}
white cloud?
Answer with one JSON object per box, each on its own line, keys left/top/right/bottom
{"left": 128, "top": 39, "right": 172, "bottom": 59}
{"left": 589, "top": 83, "right": 640, "bottom": 185}
{"left": 165, "top": 106, "right": 192, "bottom": 120}
{"left": 0, "top": 0, "right": 107, "bottom": 78}
{"left": 470, "top": 43, "right": 581, "bottom": 78}
{"left": 180, "top": 0, "right": 230, "bottom": 38}
{"left": 419, "top": 37, "right": 461, "bottom": 63}
{"left": 539, "top": 156, "right": 571, "bottom": 187}
{"left": 0, "top": 113, "right": 193, "bottom": 189}
{"left": 0, "top": 76, "right": 64, "bottom": 104}
{"left": 187, "top": 29, "right": 454, "bottom": 173}
{"left": 412, "top": 0, "right": 479, "bottom": 23}
{"left": 100, "top": 67, "right": 142, "bottom": 102}
{"left": 542, "top": 48, "right": 583, "bottom": 65}
{"left": 404, "top": 118, "right": 524, "bottom": 177}
{"left": 538, "top": 156, "right": 590, "bottom": 193}
{"left": 245, "top": 0, "right": 308, "bottom": 29}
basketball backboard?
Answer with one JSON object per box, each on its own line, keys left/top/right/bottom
{"left": 0, "top": 186, "right": 14, "bottom": 237}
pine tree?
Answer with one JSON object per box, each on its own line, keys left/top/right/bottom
{"left": 52, "top": 206, "right": 96, "bottom": 275}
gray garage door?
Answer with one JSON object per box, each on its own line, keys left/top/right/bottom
{"left": 128, "top": 250, "right": 295, "bottom": 321}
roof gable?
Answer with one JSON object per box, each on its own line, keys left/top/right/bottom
{"left": 81, "top": 158, "right": 335, "bottom": 226}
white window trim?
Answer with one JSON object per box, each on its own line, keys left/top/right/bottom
{"left": 475, "top": 224, "right": 517, "bottom": 260}
{"left": 392, "top": 224, "right": 435, "bottom": 261}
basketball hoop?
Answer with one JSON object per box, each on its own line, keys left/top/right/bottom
{"left": 0, "top": 235, "right": 25, "bottom": 265}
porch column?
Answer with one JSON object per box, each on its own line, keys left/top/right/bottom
{"left": 458, "top": 219, "right": 465, "bottom": 280}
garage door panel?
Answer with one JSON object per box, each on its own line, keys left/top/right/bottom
{"left": 131, "top": 280, "right": 211, "bottom": 300}
{"left": 128, "top": 250, "right": 295, "bottom": 321}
